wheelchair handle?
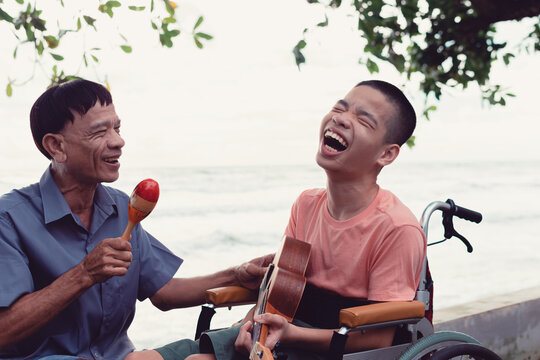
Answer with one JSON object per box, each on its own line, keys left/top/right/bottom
{"left": 447, "top": 199, "right": 483, "bottom": 224}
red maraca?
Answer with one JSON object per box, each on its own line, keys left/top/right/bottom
{"left": 121, "top": 179, "right": 160, "bottom": 241}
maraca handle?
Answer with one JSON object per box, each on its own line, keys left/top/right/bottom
{"left": 121, "top": 221, "right": 136, "bottom": 241}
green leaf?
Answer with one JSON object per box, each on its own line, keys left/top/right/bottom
{"left": 13, "top": 46, "right": 18, "bottom": 58}
{"left": 106, "top": 1, "right": 121, "bottom": 8}
{"left": 366, "top": 58, "right": 380, "bottom": 74}
{"left": 6, "top": 83, "right": 12, "bottom": 97}
{"left": 83, "top": 15, "right": 96, "bottom": 28}
{"left": 50, "top": 53, "right": 64, "bottom": 60}
{"left": 195, "top": 32, "right": 212, "bottom": 40}
{"left": 91, "top": 54, "right": 99, "bottom": 63}
{"left": 77, "top": 17, "right": 81, "bottom": 30}
{"left": 405, "top": 135, "right": 415, "bottom": 148}
{"left": 292, "top": 40, "right": 307, "bottom": 69}
{"left": 194, "top": 37, "right": 203, "bottom": 49}
{"left": 169, "top": 29, "right": 180, "bottom": 37}
{"left": 44, "top": 35, "right": 59, "bottom": 48}
{"left": 120, "top": 45, "right": 132, "bottom": 53}
{"left": 317, "top": 14, "right": 328, "bottom": 27}
{"left": 0, "top": 7, "right": 14, "bottom": 23}
{"left": 193, "top": 16, "right": 203, "bottom": 30}
{"left": 128, "top": 6, "right": 145, "bottom": 11}
{"left": 16, "top": 0, "right": 24, "bottom": 4}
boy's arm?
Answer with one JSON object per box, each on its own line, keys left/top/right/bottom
{"left": 237, "top": 313, "right": 395, "bottom": 355}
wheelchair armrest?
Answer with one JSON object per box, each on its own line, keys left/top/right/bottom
{"left": 339, "top": 301, "right": 425, "bottom": 328}
{"left": 205, "top": 286, "right": 258, "bottom": 308}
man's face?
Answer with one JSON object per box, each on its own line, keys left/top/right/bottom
{"left": 315, "top": 85, "right": 395, "bottom": 176}
{"left": 60, "top": 102, "right": 124, "bottom": 185}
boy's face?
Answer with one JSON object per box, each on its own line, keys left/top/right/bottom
{"left": 316, "top": 85, "right": 398, "bottom": 176}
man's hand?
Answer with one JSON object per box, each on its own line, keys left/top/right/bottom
{"left": 234, "top": 253, "right": 274, "bottom": 290}
{"left": 81, "top": 237, "right": 132, "bottom": 284}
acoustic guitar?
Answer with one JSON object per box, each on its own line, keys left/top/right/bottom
{"left": 249, "top": 236, "right": 312, "bottom": 360}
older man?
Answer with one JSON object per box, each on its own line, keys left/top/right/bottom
{"left": 0, "top": 79, "right": 272, "bottom": 360}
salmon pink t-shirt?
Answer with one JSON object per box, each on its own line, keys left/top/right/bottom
{"left": 284, "top": 188, "right": 426, "bottom": 302}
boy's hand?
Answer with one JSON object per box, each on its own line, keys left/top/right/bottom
{"left": 234, "top": 314, "right": 289, "bottom": 355}
{"left": 234, "top": 253, "right": 275, "bottom": 289}
{"left": 254, "top": 313, "right": 289, "bottom": 350}
{"left": 234, "top": 321, "right": 254, "bottom": 355}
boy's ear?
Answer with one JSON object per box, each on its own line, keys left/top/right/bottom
{"left": 377, "top": 144, "right": 400, "bottom": 167}
{"left": 42, "top": 133, "right": 67, "bottom": 162}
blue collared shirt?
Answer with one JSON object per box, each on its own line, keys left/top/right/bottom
{"left": 0, "top": 168, "right": 183, "bottom": 360}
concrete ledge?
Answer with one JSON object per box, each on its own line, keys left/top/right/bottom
{"left": 434, "top": 286, "right": 540, "bottom": 360}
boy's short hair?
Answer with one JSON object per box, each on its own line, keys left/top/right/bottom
{"left": 30, "top": 79, "right": 113, "bottom": 159}
{"left": 356, "top": 80, "right": 416, "bottom": 147}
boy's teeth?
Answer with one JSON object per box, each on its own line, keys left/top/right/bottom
{"left": 325, "top": 144, "right": 339, "bottom": 152}
{"left": 324, "top": 130, "right": 348, "bottom": 147}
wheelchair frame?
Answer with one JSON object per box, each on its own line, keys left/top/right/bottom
{"left": 195, "top": 200, "right": 501, "bottom": 360}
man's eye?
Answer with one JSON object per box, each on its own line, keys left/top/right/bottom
{"left": 114, "top": 127, "right": 121, "bottom": 133}
{"left": 333, "top": 107, "right": 345, "bottom": 112}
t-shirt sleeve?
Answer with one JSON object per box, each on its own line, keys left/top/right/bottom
{"left": 135, "top": 225, "right": 183, "bottom": 301}
{"left": 0, "top": 214, "right": 34, "bottom": 307}
{"left": 367, "top": 225, "right": 426, "bottom": 302}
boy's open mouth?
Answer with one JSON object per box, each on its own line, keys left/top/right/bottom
{"left": 324, "top": 130, "right": 348, "bottom": 152}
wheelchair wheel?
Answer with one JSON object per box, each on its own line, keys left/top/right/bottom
{"left": 398, "top": 331, "right": 480, "bottom": 360}
{"left": 430, "top": 343, "right": 502, "bottom": 360}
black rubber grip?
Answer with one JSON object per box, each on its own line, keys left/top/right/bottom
{"left": 454, "top": 205, "right": 483, "bottom": 223}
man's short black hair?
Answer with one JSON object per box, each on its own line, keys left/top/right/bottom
{"left": 356, "top": 80, "right": 416, "bottom": 147}
{"left": 30, "top": 78, "right": 113, "bottom": 159}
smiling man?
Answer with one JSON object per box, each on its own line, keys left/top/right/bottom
{"left": 0, "top": 79, "right": 273, "bottom": 360}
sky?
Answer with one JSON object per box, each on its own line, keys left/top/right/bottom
{"left": 1, "top": 0, "right": 539, "bottom": 172}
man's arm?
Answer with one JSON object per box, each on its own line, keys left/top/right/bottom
{"left": 149, "top": 253, "right": 274, "bottom": 311}
{"left": 0, "top": 237, "right": 132, "bottom": 350}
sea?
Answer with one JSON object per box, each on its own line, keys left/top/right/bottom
{"left": 1, "top": 158, "right": 539, "bottom": 349}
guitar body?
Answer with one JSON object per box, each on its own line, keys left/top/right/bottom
{"left": 250, "top": 236, "right": 311, "bottom": 360}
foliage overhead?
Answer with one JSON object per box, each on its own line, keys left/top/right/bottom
{"left": 1, "top": 0, "right": 539, "bottom": 118}
{"left": 0, "top": 0, "right": 212, "bottom": 95}
{"left": 293, "top": 0, "right": 540, "bottom": 114}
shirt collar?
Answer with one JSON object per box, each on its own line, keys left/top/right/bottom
{"left": 39, "top": 166, "right": 118, "bottom": 225}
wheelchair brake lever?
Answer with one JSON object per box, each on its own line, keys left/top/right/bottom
{"left": 442, "top": 205, "right": 474, "bottom": 253}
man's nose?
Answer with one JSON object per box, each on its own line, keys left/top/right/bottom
{"left": 108, "top": 130, "right": 125, "bottom": 149}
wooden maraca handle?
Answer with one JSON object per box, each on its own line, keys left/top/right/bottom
{"left": 121, "top": 179, "right": 159, "bottom": 241}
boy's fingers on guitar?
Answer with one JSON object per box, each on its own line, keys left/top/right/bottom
{"left": 234, "top": 321, "right": 253, "bottom": 355}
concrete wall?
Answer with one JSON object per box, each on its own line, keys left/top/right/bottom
{"left": 433, "top": 286, "right": 540, "bottom": 360}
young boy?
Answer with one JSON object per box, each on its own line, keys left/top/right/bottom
{"left": 126, "top": 80, "right": 426, "bottom": 360}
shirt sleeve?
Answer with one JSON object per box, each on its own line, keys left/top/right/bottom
{"left": 0, "top": 214, "right": 34, "bottom": 307}
{"left": 134, "top": 225, "right": 184, "bottom": 301}
{"left": 367, "top": 225, "right": 426, "bottom": 302}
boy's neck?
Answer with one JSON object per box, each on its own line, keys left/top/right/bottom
{"left": 325, "top": 177, "right": 379, "bottom": 221}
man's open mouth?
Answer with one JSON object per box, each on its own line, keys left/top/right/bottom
{"left": 324, "top": 130, "right": 348, "bottom": 152}
{"left": 103, "top": 156, "right": 119, "bottom": 164}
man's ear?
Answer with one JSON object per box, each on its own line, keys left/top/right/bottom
{"left": 42, "top": 133, "right": 67, "bottom": 162}
{"left": 377, "top": 144, "right": 400, "bottom": 167}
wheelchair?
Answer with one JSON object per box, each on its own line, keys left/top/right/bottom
{"left": 194, "top": 200, "right": 502, "bottom": 360}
